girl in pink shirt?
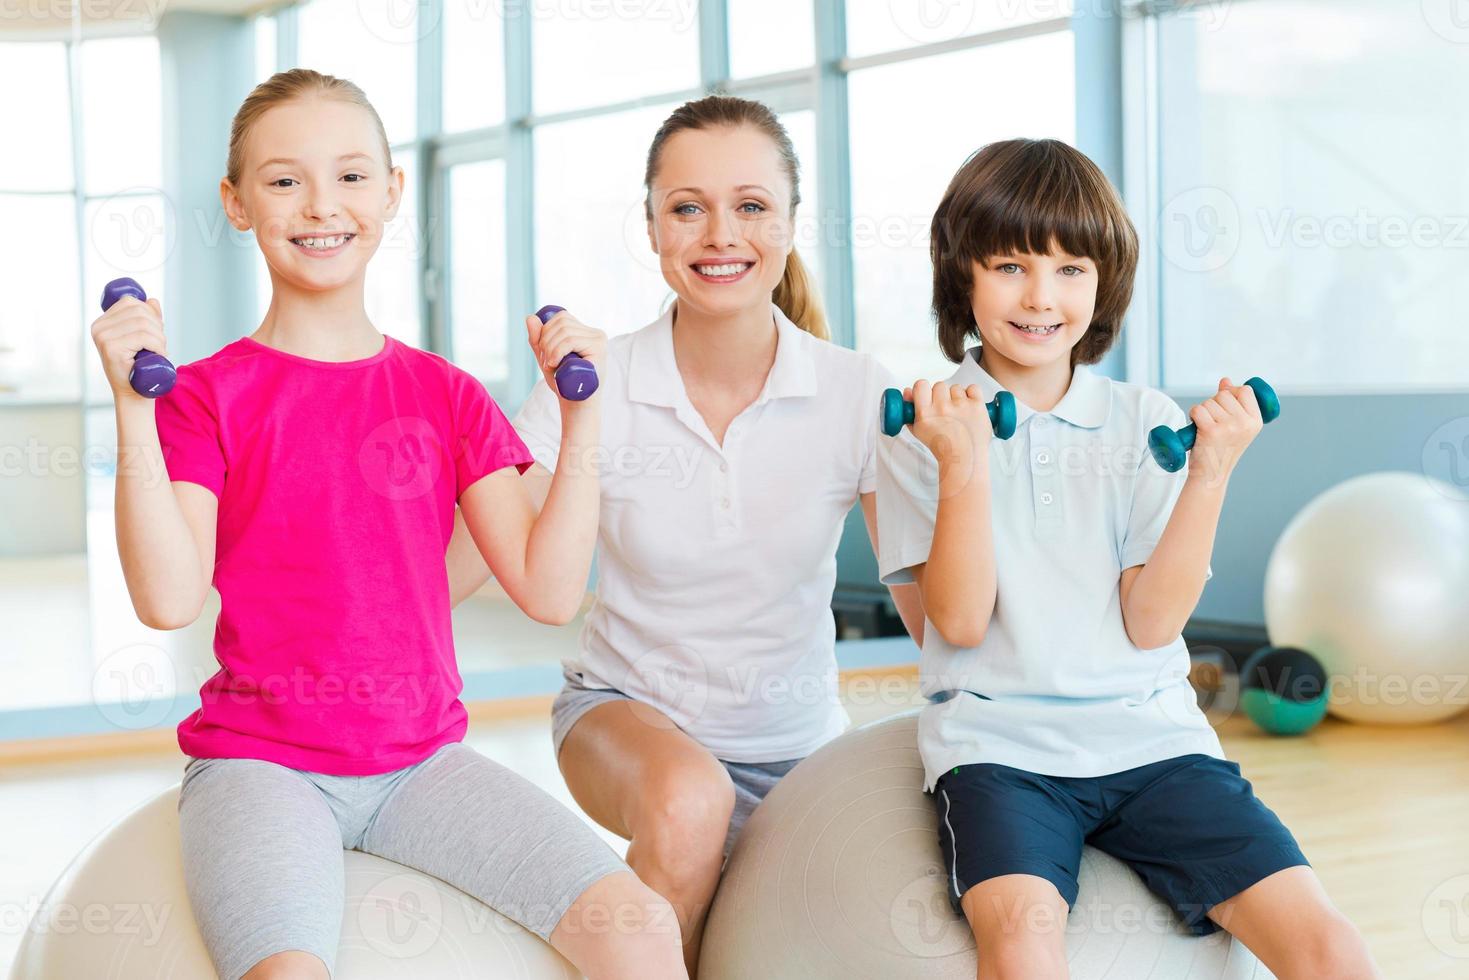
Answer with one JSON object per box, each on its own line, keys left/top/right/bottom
{"left": 90, "top": 69, "right": 685, "bottom": 980}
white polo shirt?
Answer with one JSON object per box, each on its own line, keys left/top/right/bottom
{"left": 876, "top": 349, "right": 1223, "bottom": 789}
{"left": 512, "top": 303, "right": 893, "bottom": 762}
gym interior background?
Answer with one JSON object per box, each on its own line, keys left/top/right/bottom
{"left": 1, "top": 0, "right": 1467, "bottom": 976}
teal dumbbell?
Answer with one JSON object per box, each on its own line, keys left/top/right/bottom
{"left": 1148, "top": 376, "right": 1281, "bottom": 473}
{"left": 880, "top": 388, "right": 1018, "bottom": 440}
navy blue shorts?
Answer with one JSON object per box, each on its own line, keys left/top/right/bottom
{"left": 933, "top": 754, "right": 1309, "bottom": 936}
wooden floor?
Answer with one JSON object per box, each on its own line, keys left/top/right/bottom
{"left": 1206, "top": 707, "right": 1469, "bottom": 977}
{"left": 1, "top": 669, "right": 1464, "bottom": 977}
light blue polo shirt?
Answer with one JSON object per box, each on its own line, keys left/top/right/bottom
{"left": 876, "top": 348, "right": 1223, "bottom": 790}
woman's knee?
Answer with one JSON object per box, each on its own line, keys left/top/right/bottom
{"left": 632, "top": 763, "right": 736, "bottom": 861}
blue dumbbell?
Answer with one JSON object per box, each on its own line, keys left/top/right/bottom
{"left": 535, "top": 305, "right": 598, "bottom": 401}
{"left": 101, "top": 278, "right": 176, "bottom": 398}
{"left": 1148, "top": 377, "right": 1280, "bottom": 473}
{"left": 880, "top": 387, "right": 1018, "bottom": 440}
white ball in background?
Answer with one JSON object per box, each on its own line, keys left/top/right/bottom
{"left": 1264, "top": 472, "right": 1469, "bottom": 725}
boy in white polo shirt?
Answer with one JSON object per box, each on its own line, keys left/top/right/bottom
{"left": 877, "top": 139, "right": 1379, "bottom": 979}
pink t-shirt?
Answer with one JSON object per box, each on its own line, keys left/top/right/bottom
{"left": 155, "top": 334, "right": 533, "bottom": 775}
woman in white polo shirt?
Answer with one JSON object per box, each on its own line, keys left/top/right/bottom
{"left": 455, "top": 95, "right": 921, "bottom": 973}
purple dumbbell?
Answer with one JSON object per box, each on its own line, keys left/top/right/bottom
{"left": 101, "top": 277, "right": 176, "bottom": 398}
{"left": 535, "top": 305, "right": 599, "bottom": 401}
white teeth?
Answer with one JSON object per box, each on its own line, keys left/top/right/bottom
{"left": 1012, "top": 322, "right": 1061, "bottom": 335}
{"left": 294, "top": 234, "right": 350, "bottom": 250}
{"left": 696, "top": 262, "right": 751, "bottom": 277}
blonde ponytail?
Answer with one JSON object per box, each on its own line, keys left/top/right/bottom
{"left": 774, "top": 247, "right": 828, "bottom": 339}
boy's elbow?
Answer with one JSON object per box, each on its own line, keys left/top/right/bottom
{"left": 931, "top": 611, "right": 987, "bottom": 649}
{"left": 1123, "top": 612, "right": 1173, "bottom": 651}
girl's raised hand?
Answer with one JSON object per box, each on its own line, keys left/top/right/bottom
{"left": 91, "top": 295, "right": 169, "bottom": 404}
{"left": 525, "top": 309, "right": 606, "bottom": 402}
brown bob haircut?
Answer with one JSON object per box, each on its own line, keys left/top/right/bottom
{"left": 930, "top": 138, "right": 1139, "bottom": 366}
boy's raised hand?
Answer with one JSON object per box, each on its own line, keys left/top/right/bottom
{"left": 906, "top": 380, "right": 993, "bottom": 465}
{"left": 1187, "top": 377, "right": 1263, "bottom": 487}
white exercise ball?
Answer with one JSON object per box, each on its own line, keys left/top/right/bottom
{"left": 10, "top": 784, "right": 579, "bottom": 980}
{"left": 1264, "top": 472, "right": 1469, "bottom": 725}
{"left": 700, "top": 712, "right": 1272, "bottom": 979}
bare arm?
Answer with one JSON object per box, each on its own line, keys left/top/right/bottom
{"left": 1119, "top": 476, "right": 1225, "bottom": 649}
{"left": 909, "top": 448, "right": 995, "bottom": 649}
{"left": 112, "top": 400, "right": 218, "bottom": 629}
{"left": 93, "top": 293, "right": 215, "bottom": 630}
{"left": 1120, "top": 378, "right": 1262, "bottom": 649}
{"left": 458, "top": 407, "right": 599, "bottom": 625}
{"left": 446, "top": 465, "right": 554, "bottom": 606}
{"left": 859, "top": 491, "right": 924, "bottom": 647}
{"left": 892, "top": 380, "right": 998, "bottom": 649}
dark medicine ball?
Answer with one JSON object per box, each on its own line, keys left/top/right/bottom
{"left": 1240, "top": 645, "right": 1330, "bottom": 735}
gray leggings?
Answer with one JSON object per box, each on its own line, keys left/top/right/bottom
{"left": 177, "top": 741, "right": 627, "bottom": 980}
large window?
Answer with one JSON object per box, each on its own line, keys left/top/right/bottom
{"left": 533, "top": 104, "right": 680, "bottom": 336}
{"left": 448, "top": 159, "right": 509, "bottom": 382}
{"left": 531, "top": 3, "right": 700, "bottom": 114}
{"left": 848, "top": 31, "right": 1076, "bottom": 385}
{"left": 297, "top": 0, "right": 417, "bottom": 144}
{"left": 845, "top": 0, "right": 1072, "bottom": 57}
{"left": 0, "top": 37, "right": 161, "bottom": 407}
{"left": 1148, "top": 0, "right": 1469, "bottom": 391}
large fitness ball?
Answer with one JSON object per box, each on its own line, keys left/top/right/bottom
{"left": 1264, "top": 472, "right": 1469, "bottom": 725}
{"left": 700, "top": 712, "right": 1271, "bottom": 979}
{"left": 11, "top": 785, "right": 579, "bottom": 980}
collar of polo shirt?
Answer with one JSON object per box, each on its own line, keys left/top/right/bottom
{"left": 956, "top": 346, "right": 1112, "bottom": 429}
{"left": 627, "top": 302, "right": 819, "bottom": 409}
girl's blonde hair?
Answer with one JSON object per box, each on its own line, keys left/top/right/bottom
{"left": 226, "top": 68, "right": 392, "bottom": 187}
{"left": 643, "top": 95, "right": 829, "bottom": 340}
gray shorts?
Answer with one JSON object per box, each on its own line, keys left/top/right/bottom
{"left": 551, "top": 669, "right": 802, "bottom": 858}
{"left": 177, "top": 741, "right": 628, "bottom": 980}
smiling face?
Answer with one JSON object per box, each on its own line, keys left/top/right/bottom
{"left": 969, "top": 245, "right": 1098, "bottom": 372}
{"left": 221, "top": 96, "right": 403, "bottom": 294}
{"left": 645, "top": 124, "right": 795, "bottom": 320}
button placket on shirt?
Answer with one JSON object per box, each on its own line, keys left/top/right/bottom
{"left": 1030, "top": 415, "right": 1062, "bottom": 535}
{"left": 714, "top": 423, "right": 740, "bottom": 539}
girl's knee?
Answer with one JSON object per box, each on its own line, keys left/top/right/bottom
{"left": 554, "top": 872, "right": 683, "bottom": 950}
{"left": 240, "top": 949, "right": 330, "bottom": 980}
